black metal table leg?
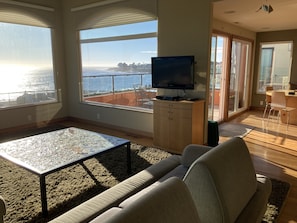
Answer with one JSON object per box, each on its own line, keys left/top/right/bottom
{"left": 126, "top": 142, "right": 131, "bottom": 174}
{"left": 40, "top": 175, "right": 48, "bottom": 217}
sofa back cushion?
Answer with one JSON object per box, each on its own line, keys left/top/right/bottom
{"left": 183, "top": 137, "right": 257, "bottom": 223}
{"left": 181, "top": 144, "right": 212, "bottom": 168}
{"left": 49, "top": 155, "right": 181, "bottom": 223}
{"left": 91, "top": 177, "right": 200, "bottom": 223}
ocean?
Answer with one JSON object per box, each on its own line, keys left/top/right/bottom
{"left": 0, "top": 67, "right": 152, "bottom": 101}
{"left": 82, "top": 67, "right": 152, "bottom": 96}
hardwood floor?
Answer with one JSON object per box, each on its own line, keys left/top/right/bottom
{"left": 220, "top": 110, "right": 297, "bottom": 223}
{"left": 38, "top": 110, "right": 297, "bottom": 222}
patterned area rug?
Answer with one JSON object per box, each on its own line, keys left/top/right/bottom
{"left": 219, "top": 123, "right": 254, "bottom": 138}
{"left": 262, "top": 178, "right": 290, "bottom": 222}
{"left": 0, "top": 126, "right": 290, "bottom": 223}
{"left": 0, "top": 143, "right": 172, "bottom": 223}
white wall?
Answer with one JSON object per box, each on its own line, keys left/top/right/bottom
{"left": 157, "top": 0, "right": 213, "bottom": 100}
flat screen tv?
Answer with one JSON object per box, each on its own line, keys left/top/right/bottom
{"left": 151, "top": 55, "right": 195, "bottom": 89}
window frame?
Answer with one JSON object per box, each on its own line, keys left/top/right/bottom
{"left": 256, "top": 41, "right": 293, "bottom": 94}
{"left": 78, "top": 20, "right": 158, "bottom": 112}
{"left": 0, "top": 22, "right": 58, "bottom": 109}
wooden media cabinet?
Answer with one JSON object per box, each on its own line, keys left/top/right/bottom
{"left": 153, "top": 99, "right": 205, "bottom": 154}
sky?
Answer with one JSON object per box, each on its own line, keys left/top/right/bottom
{"left": 0, "top": 22, "right": 54, "bottom": 94}
{"left": 81, "top": 38, "right": 157, "bottom": 67}
{"left": 0, "top": 20, "right": 157, "bottom": 94}
{"left": 0, "top": 20, "right": 157, "bottom": 69}
{"left": 211, "top": 36, "right": 224, "bottom": 63}
{"left": 80, "top": 20, "right": 158, "bottom": 67}
{"left": 0, "top": 22, "right": 53, "bottom": 67}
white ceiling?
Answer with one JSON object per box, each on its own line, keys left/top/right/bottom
{"left": 213, "top": 0, "right": 297, "bottom": 32}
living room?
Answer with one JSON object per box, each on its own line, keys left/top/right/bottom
{"left": 0, "top": 0, "right": 297, "bottom": 222}
{"left": 0, "top": 0, "right": 213, "bottom": 137}
{"left": 2, "top": 0, "right": 297, "bottom": 139}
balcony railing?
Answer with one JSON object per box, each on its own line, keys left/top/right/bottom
{"left": 82, "top": 73, "right": 156, "bottom": 109}
{"left": 0, "top": 73, "right": 156, "bottom": 109}
{"left": 0, "top": 90, "right": 58, "bottom": 108}
{"left": 82, "top": 73, "right": 152, "bottom": 96}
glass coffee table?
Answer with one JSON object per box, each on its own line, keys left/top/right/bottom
{"left": 0, "top": 127, "right": 131, "bottom": 217}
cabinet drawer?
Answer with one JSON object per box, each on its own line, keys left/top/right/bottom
{"left": 154, "top": 100, "right": 193, "bottom": 110}
{"left": 154, "top": 101, "right": 193, "bottom": 118}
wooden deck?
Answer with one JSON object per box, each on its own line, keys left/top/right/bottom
{"left": 84, "top": 90, "right": 156, "bottom": 109}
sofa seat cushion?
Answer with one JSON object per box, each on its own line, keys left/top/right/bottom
{"left": 235, "top": 174, "right": 272, "bottom": 223}
{"left": 183, "top": 137, "right": 259, "bottom": 223}
{"left": 90, "top": 208, "right": 122, "bottom": 223}
{"left": 91, "top": 177, "right": 201, "bottom": 223}
{"left": 97, "top": 165, "right": 189, "bottom": 211}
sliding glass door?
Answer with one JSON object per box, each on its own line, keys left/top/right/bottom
{"left": 209, "top": 34, "right": 252, "bottom": 121}
{"left": 228, "top": 39, "right": 251, "bottom": 115}
{"left": 209, "top": 35, "right": 228, "bottom": 121}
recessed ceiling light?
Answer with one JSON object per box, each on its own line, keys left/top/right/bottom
{"left": 224, "top": 10, "right": 236, "bottom": 14}
{"left": 257, "top": 4, "right": 273, "bottom": 13}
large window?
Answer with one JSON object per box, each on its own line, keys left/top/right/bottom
{"left": 79, "top": 20, "right": 157, "bottom": 110}
{"left": 257, "top": 41, "right": 293, "bottom": 93}
{"left": 0, "top": 22, "right": 57, "bottom": 108}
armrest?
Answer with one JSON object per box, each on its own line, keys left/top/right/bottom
{"left": 181, "top": 144, "right": 212, "bottom": 168}
{"left": 0, "top": 196, "right": 6, "bottom": 223}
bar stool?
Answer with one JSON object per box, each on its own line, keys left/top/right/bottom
{"left": 267, "top": 91, "right": 296, "bottom": 129}
{"left": 262, "top": 86, "right": 273, "bottom": 119}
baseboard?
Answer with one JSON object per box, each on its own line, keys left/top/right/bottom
{"left": 0, "top": 117, "right": 69, "bottom": 135}
{"left": 0, "top": 116, "right": 153, "bottom": 140}
{"left": 250, "top": 106, "right": 265, "bottom": 111}
{"left": 67, "top": 116, "right": 154, "bottom": 138}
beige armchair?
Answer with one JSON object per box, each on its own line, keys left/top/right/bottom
{"left": 0, "top": 196, "right": 6, "bottom": 223}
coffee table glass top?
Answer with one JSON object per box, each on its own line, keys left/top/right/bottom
{"left": 0, "top": 127, "right": 130, "bottom": 175}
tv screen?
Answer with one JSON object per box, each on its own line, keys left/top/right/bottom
{"left": 152, "top": 56, "right": 195, "bottom": 89}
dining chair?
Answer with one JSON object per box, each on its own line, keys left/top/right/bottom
{"left": 262, "top": 86, "right": 273, "bottom": 119}
{"left": 134, "top": 85, "right": 153, "bottom": 108}
{"left": 267, "top": 91, "right": 296, "bottom": 129}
